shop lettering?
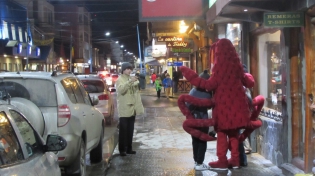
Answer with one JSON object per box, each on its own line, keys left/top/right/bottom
{"left": 172, "top": 48, "right": 191, "bottom": 52}
{"left": 264, "top": 12, "right": 304, "bottom": 27}
{"left": 267, "top": 20, "right": 301, "bottom": 25}
{"left": 157, "top": 36, "right": 183, "bottom": 42}
{"left": 167, "top": 41, "right": 188, "bottom": 47}
{"left": 266, "top": 14, "right": 301, "bottom": 19}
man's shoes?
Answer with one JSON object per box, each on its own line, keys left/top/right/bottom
{"left": 126, "top": 150, "right": 136, "bottom": 154}
{"left": 120, "top": 152, "right": 127, "bottom": 156}
{"left": 195, "top": 163, "right": 209, "bottom": 171}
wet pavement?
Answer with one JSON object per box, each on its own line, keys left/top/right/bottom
{"left": 85, "top": 85, "right": 285, "bottom": 176}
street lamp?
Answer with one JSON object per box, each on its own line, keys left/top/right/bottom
{"left": 105, "top": 32, "right": 110, "bottom": 36}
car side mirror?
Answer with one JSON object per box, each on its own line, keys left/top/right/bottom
{"left": 91, "top": 95, "right": 99, "bottom": 105}
{"left": 45, "top": 134, "right": 67, "bottom": 152}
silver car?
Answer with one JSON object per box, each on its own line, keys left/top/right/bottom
{"left": 0, "top": 71, "right": 105, "bottom": 175}
{"left": 0, "top": 100, "right": 67, "bottom": 176}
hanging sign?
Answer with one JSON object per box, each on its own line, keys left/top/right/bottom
{"left": 264, "top": 12, "right": 304, "bottom": 27}
{"left": 166, "top": 41, "right": 188, "bottom": 48}
{"left": 157, "top": 36, "right": 183, "bottom": 42}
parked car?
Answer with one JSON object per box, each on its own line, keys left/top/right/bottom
{"left": 0, "top": 71, "right": 105, "bottom": 175}
{"left": 0, "top": 99, "right": 67, "bottom": 176}
{"left": 77, "top": 75, "right": 115, "bottom": 125}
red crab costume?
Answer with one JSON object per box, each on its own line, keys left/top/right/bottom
{"left": 177, "top": 38, "right": 265, "bottom": 170}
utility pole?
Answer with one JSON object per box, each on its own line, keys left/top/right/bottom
{"left": 136, "top": 24, "right": 143, "bottom": 73}
{"left": 69, "top": 33, "right": 72, "bottom": 72}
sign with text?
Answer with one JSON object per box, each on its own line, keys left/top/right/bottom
{"left": 166, "top": 41, "right": 188, "bottom": 48}
{"left": 167, "top": 61, "right": 183, "bottom": 66}
{"left": 171, "top": 48, "right": 192, "bottom": 53}
{"left": 157, "top": 36, "right": 183, "bottom": 42}
{"left": 264, "top": 12, "right": 304, "bottom": 27}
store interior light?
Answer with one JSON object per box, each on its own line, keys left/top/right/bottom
{"left": 179, "top": 20, "right": 189, "bottom": 33}
{"left": 244, "top": 9, "right": 248, "bottom": 12}
{"left": 105, "top": 32, "right": 110, "bottom": 36}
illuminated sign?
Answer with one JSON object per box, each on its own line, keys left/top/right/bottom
{"left": 157, "top": 36, "right": 183, "bottom": 42}
{"left": 264, "top": 12, "right": 304, "bottom": 27}
{"left": 166, "top": 41, "right": 188, "bottom": 48}
{"left": 17, "top": 43, "right": 22, "bottom": 54}
{"left": 36, "top": 47, "right": 40, "bottom": 57}
{"left": 171, "top": 48, "right": 191, "bottom": 53}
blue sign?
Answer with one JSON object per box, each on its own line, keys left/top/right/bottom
{"left": 167, "top": 62, "right": 173, "bottom": 66}
{"left": 173, "top": 61, "right": 183, "bottom": 66}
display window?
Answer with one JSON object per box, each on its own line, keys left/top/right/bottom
{"left": 257, "top": 30, "right": 282, "bottom": 115}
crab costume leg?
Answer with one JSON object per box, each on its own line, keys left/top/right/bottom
{"left": 178, "top": 94, "right": 216, "bottom": 141}
{"left": 239, "top": 95, "right": 265, "bottom": 142}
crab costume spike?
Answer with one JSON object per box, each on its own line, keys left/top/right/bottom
{"left": 178, "top": 38, "right": 265, "bottom": 170}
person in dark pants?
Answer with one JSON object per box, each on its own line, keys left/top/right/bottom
{"left": 173, "top": 69, "right": 179, "bottom": 93}
{"left": 116, "top": 62, "right": 144, "bottom": 156}
{"left": 186, "top": 72, "right": 212, "bottom": 171}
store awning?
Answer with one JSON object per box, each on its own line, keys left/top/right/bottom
{"left": 206, "top": 0, "right": 284, "bottom": 25}
{"left": 146, "top": 59, "right": 162, "bottom": 66}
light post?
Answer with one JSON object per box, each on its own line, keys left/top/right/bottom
{"left": 25, "top": 0, "right": 33, "bottom": 71}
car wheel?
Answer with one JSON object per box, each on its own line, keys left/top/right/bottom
{"left": 90, "top": 127, "right": 104, "bottom": 163}
{"left": 67, "top": 139, "right": 86, "bottom": 176}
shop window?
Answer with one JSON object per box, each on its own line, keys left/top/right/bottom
{"left": 8, "top": 63, "right": 12, "bottom": 71}
{"left": 11, "top": 24, "right": 16, "bottom": 40}
{"left": 226, "top": 23, "right": 242, "bottom": 56}
{"left": 3, "top": 63, "right": 7, "bottom": 71}
{"left": 2, "top": 21, "right": 9, "bottom": 39}
{"left": 18, "top": 27, "right": 23, "bottom": 42}
{"left": 13, "top": 64, "right": 17, "bottom": 72}
{"left": 258, "top": 30, "right": 282, "bottom": 113}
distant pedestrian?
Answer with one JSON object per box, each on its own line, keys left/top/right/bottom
{"left": 173, "top": 69, "right": 179, "bottom": 93}
{"left": 151, "top": 72, "right": 157, "bottom": 85}
{"left": 186, "top": 71, "right": 212, "bottom": 171}
{"left": 160, "top": 70, "right": 167, "bottom": 92}
{"left": 162, "top": 73, "right": 172, "bottom": 99}
{"left": 155, "top": 76, "right": 162, "bottom": 98}
{"left": 116, "top": 62, "right": 144, "bottom": 156}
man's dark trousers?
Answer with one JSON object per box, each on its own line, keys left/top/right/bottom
{"left": 119, "top": 116, "right": 136, "bottom": 153}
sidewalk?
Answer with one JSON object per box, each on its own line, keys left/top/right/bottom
{"left": 140, "top": 83, "right": 185, "bottom": 99}
{"left": 104, "top": 85, "right": 286, "bottom": 176}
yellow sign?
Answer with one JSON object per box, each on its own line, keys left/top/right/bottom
{"left": 33, "top": 38, "right": 54, "bottom": 46}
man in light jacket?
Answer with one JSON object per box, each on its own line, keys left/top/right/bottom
{"left": 116, "top": 62, "right": 144, "bottom": 156}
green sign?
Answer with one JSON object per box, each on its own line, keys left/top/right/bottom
{"left": 171, "top": 48, "right": 191, "bottom": 53}
{"left": 264, "top": 12, "right": 304, "bottom": 27}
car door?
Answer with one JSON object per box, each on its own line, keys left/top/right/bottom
{"left": 0, "top": 108, "right": 60, "bottom": 176}
{"left": 75, "top": 78, "right": 102, "bottom": 150}
{"left": 8, "top": 109, "right": 61, "bottom": 176}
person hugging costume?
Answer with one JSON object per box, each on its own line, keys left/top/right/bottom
{"left": 178, "top": 38, "right": 264, "bottom": 170}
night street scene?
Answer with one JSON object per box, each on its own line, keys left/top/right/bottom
{"left": 0, "top": 0, "right": 314, "bottom": 176}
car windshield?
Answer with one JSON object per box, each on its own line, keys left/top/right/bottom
{"left": 81, "top": 80, "right": 104, "bottom": 93}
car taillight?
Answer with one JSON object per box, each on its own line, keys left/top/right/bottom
{"left": 98, "top": 94, "right": 109, "bottom": 100}
{"left": 58, "top": 105, "right": 71, "bottom": 127}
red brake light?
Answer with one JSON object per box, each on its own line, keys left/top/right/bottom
{"left": 98, "top": 94, "right": 109, "bottom": 100}
{"left": 58, "top": 104, "right": 71, "bottom": 127}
